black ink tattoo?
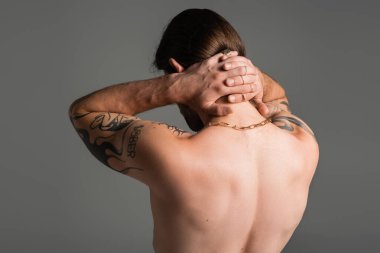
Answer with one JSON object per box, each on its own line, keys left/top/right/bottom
{"left": 280, "top": 101, "right": 289, "bottom": 107}
{"left": 280, "top": 101, "right": 290, "bottom": 111}
{"left": 119, "top": 166, "right": 144, "bottom": 175}
{"left": 69, "top": 111, "right": 91, "bottom": 124}
{"left": 127, "top": 125, "right": 144, "bottom": 158}
{"left": 272, "top": 115, "right": 315, "bottom": 139}
{"left": 157, "top": 122, "right": 188, "bottom": 136}
{"left": 272, "top": 116, "right": 294, "bottom": 131}
{"left": 90, "top": 112, "right": 136, "bottom": 131}
{"left": 69, "top": 112, "right": 144, "bottom": 174}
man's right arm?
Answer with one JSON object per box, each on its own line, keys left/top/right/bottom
{"left": 258, "top": 71, "right": 317, "bottom": 143}
{"left": 261, "top": 71, "right": 287, "bottom": 103}
{"left": 265, "top": 96, "right": 317, "bottom": 141}
{"left": 259, "top": 71, "right": 319, "bottom": 185}
{"left": 221, "top": 58, "right": 317, "bottom": 142}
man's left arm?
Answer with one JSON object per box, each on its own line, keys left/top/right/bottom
{"left": 68, "top": 73, "right": 193, "bottom": 186}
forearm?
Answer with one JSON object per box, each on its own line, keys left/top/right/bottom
{"left": 252, "top": 70, "right": 292, "bottom": 118}
{"left": 69, "top": 74, "right": 181, "bottom": 115}
{"left": 260, "top": 71, "right": 287, "bottom": 102}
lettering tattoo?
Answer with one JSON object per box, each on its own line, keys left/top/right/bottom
{"left": 157, "top": 122, "right": 188, "bottom": 136}
{"left": 127, "top": 125, "right": 144, "bottom": 158}
{"left": 69, "top": 112, "right": 144, "bottom": 175}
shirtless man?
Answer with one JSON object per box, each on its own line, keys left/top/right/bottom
{"left": 68, "top": 49, "right": 319, "bottom": 253}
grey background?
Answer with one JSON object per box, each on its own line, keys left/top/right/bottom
{"left": 1, "top": 0, "right": 379, "bottom": 252}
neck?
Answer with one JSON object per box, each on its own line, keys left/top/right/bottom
{"left": 199, "top": 101, "right": 267, "bottom": 127}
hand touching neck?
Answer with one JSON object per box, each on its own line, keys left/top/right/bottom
{"left": 198, "top": 101, "right": 267, "bottom": 127}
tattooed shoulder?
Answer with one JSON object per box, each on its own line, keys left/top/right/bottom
{"left": 154, "top": 122, "right": 192, "bottom": 137}
{"left": 271, "top": 113, "right": 316, "bottom": 141}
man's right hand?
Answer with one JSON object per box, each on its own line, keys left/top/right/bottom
{"left": 175, "top": 51, "right": 265, "bottom": 116}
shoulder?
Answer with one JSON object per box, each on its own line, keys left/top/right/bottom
{"left": 131, "top": 120, "right": 194, "bottom": 155}
{"left": 270, "top": 109, "right": 319, "bottom": 160}
{"left": 139, "top": 120, "right": 194, "bottom": 139}
{"left": 131, "top": 120, "right": 194, "bottom": 166}
{"left": 268, "top": 110, "right": 320, "bottom": 184}
{"left": 115, "top": 118, "right": 194, "bottom": 162}
{"left": 278, "top": 124, "right": 319, "bottom": 186}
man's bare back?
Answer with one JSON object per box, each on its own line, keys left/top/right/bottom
{"left": 150, "top": 116, "right": 316, "bottom": 253}
{"left": 69, "top": 51, "right": 319, "bottom": 252}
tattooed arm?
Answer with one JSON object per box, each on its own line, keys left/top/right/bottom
{"left": 258, "top": 71, "right": 316, "bottom": 142}
{"left": 260, "top": 71, "right": 287, "bottom": 104}
{"left": 69, "top": 110, "right": 191, "bottom": 185}
{"left": 255, "top": 71, "right": 319, "bottom": 182}
{"left": 68, "top": 52, "right": 254, "bottom": 186}
{"left": 249, "top": 69, "right": 316, "bottom": 141}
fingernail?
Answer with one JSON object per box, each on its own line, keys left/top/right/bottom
{"left": 226, "top": 78, "right": 234, "bottom": 86}
{"left": 229, "top": 95, "right": 236, "bottom": 102}
{"left": 224, "top": 63, "right": 231, "bottom": 69}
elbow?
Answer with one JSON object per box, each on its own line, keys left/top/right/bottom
{"left": 68, "top": 97, "right": 89, "bottom": 116}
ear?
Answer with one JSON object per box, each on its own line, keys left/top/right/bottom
{"left": 169, "top": 58, "right": 185, "bottom": 73}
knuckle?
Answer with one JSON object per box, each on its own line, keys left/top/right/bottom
{"left": 232, "top": 95, "right": 241, "bottom": 103}
{"left": 214, "top": 84, "right": 223, "bottom": 93}
{"left": 210, "top": 72, "right": 219, "bottom": 80}
{"left": 225, "top": 62, "right": 233, "bottom": 69}
{"left": 229, "top": 76, "right": 237, "bottom": 84}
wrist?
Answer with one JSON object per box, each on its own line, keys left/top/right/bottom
{"left": 260, "top": 71, "right": 286, "bottom": 102}
{"left": 167, "top": 72, "right": 189, "bottom": 105}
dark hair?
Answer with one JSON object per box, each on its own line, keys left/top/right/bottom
{"left": 152, "top": 8, "right": 246, "bottom": 73}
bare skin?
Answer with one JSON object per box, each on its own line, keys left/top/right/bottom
{"left": 69, "top": 52, "right": 319, "bottom": 253}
